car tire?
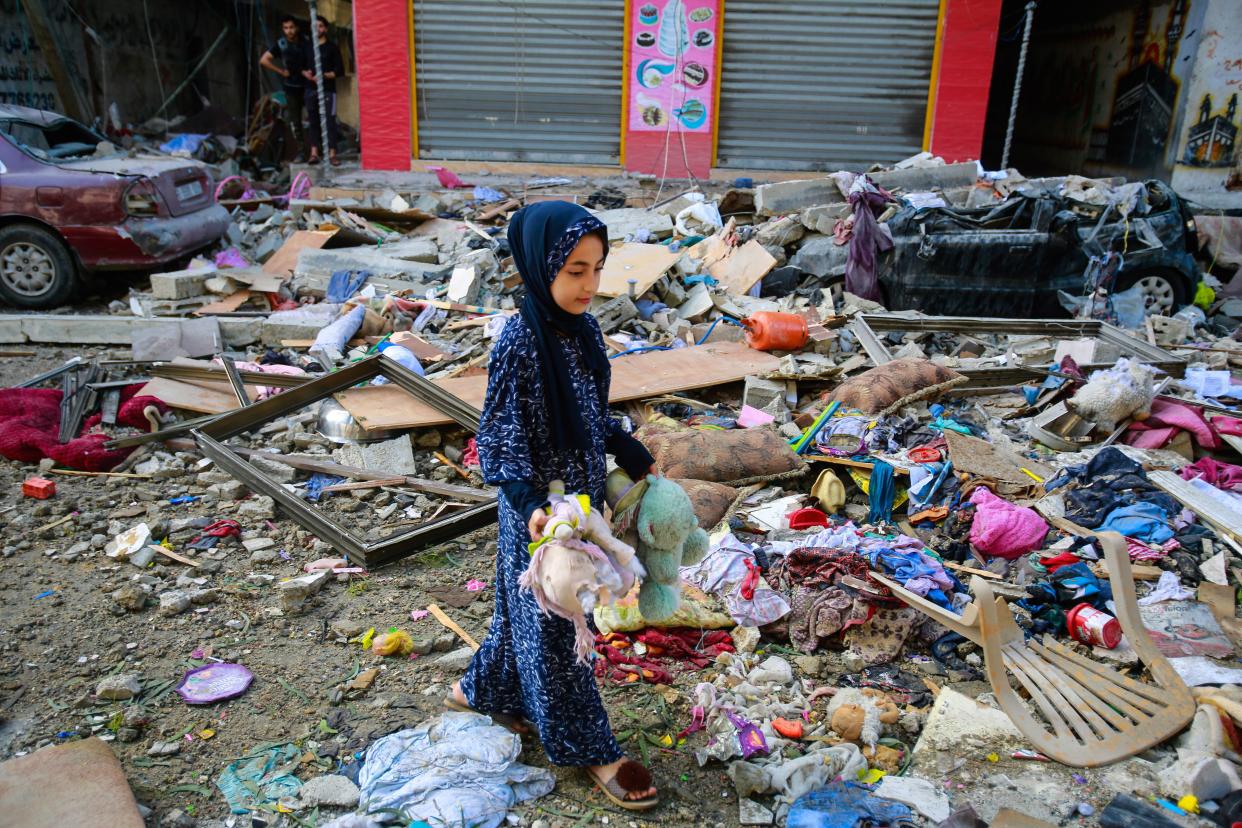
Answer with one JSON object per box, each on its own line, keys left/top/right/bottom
{"left": 0, "top": 224, "right": 78, "bottom": 309}
{"left": 1114, "top": 269, "right": 1187, "bottom": 316}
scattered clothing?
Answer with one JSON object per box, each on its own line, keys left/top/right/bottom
{"left": 1180, "top": 457, "right": 1242, "bottom": 492}
{"left": 1099, "top": 502, "right": 1175, "bottom": 545}
{"left": 216, "top": 743, "right": 302, "bottom": 814}
{"left": 358, "top": 713, "right": 554, "bottom": 828}
{"left": 968, "top": 486, "right": 1048, "bottom": 559}
{"left": 681, "top": 534, "right": 790, "bottom": 627}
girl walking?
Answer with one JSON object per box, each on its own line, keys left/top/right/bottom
{"left": 445, "top": 202, "right": 660, "bottom": 809}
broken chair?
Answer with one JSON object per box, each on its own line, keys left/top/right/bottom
{"left": 871, "top": 531, "right": 1195, "bottom": 766}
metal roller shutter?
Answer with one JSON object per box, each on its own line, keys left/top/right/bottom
{"left": 716, "top": 0, "right": 940, "bottom": 171}
{"left": 412, "top": 1, "right": 625, "bottom": 164}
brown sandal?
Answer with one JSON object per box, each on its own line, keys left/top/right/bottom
{"left": 442, "top": 692, "right": 531, "bottom": 736}
{"left": 586, "top": 759, "right": 659, "bottom": 811}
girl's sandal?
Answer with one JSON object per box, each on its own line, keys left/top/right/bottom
{"left": 585, "top": 760, "right": 660, "bottom": 811}
{"left": 442, "top": 692, "right": 531, "bottom": 736}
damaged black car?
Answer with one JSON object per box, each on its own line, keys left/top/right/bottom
{"left": 869, "top": 180, "right": 1200, "bottom": 318}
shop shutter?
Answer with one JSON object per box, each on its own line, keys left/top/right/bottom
{"left": 413, "top": 1, "right": 625, "bottom": 164}
{"left": 716, "top": 0, "right": 941, "bottom": 171}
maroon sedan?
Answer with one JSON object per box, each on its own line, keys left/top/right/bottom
{"left": 0, "top": 104, "right": 230, "bottom": 308}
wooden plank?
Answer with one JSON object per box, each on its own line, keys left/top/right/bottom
{"left": 320, "top": 477, "right": 407, "bottom": 493}
{"left": 428, "top": 603, "right": 480, "bottom": 651}
{"left": 336, "top": 340, "right": 781, "bottom": 430}
{"left": 194, "top": 290, "right": 254, "bottom": 316}
{"left": 597, "top": 242, "right": 680, "bottom": 298}
{"left": 1150, "top": 470, "right": 1242, "bottom": 545}
{"left": 262, "top": 229, "right": 339, "bottom": 277}
{"left": 154, "top": 546, "right": 201, "bottom": 568}
{"left": 225, "top": 447, "right": 495, "bottom": 503}
{"left": 136, "top": 377, "right": 240, "bottom": 415}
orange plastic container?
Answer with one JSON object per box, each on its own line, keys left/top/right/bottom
{"left": 742, "top": 312, "right": 809, "bottom": 351}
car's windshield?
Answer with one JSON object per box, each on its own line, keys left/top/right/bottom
{"left": 0, "top": 117, "right": 105, "bottom": 161}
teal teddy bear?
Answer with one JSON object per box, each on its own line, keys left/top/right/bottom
{"left": 635, "top": 475, "right": 710, "bottom": 621}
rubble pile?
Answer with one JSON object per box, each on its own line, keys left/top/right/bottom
{"left": 1, "top": 154, "right": 1242, "bottom": 828}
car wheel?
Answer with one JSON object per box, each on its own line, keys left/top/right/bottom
{"left": 1114, "top": 269, "right": 1186, "bottom": 316}
{"left": 0, "top": 224, "right": 78, "bottom": 309}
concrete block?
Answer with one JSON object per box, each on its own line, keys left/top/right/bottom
{"left": 279, "top": 569, "right": 331, "bottom": 613}
{"left": 868, "top": 161, "right": 978, "bottom": 193}
{"left": 219, "top": 317, "right": 262, "bottom": 347}
{"left": 131, "top": 316, "right": 222, "bottom": 360}
{"left": 800, "top": 203, "right": 852, "bottom": 235}
{"left": 755, "top": 178, "right": 843, "bottom": 216}
{"left": 790, "top": 235, "right": 848, "bottom": 278}
{"left": 0, "top": 316, "right": 26, "bottom": 343}
{"left": 250, "top": 454, "right": 298, "bottom": 483}
{"left": 150, "top": 267, "right": 212, "bottom": 300}
{"left": 293, "top": 247, "right": 439, "bottom": 288}
{"left": 911, "top": 688, "right": 1025, "bottom": 764}
{"left": 677, "top": 282, "right": 715, "bottom": 321}
{"left": 446, "top": 264, "right": 480, "bottom": 304}
{"left": 261, "top": 303, "right": 342, "bottom": 345}
{"left": 591, "top": 208, "right": 674, "bottom": 241}
{"left": 333, "top": 434, "right": 418, "bottom": 476}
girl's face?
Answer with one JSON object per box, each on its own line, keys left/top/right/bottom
{"left": 549, "top": 233, "right": 605, "bottom": 315}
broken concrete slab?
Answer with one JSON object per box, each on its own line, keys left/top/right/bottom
{"left": 131, "top": 316, "right": 223, "bottom": 361}
{"left": 0, "top": 314, "right": 224, "bottom": 347}
{"left": 677, "top": 282, "right": 715, "bottom": 321}
{"left": 260, "top": 304, "right": 342, "bottom": 345}
{"left": 279, "top": 569, "right": 332, "bottom": 614}
{"left": 150, "top": 266, "right": 213, "bottom": 300}
{"left": 800, "top": 203, "right": 853, "bottom": 235}
{"left": 292, "top": 246, "right": 440, "bottom": 289}
{"left": 789, "top": 235, "right": 848, "bottom": 278}
{"left": 873, "top": 776, "right": 951, "bottom": 823}
{"left": 333, "top": 434, "right": 419, "bottom": 477}
{"left": 755, "top": 178, "right": 843, "bottom": 217}
{"left": 755, "top": 162, "right": 979, "bottom": 216}
{"left": 592, "top": 207, "right": 674, "bottom": 241}
{"left": 911, "top": 688, "right": 1026, "bottom": 763}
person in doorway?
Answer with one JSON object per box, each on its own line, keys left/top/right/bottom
{"left": 259, "top": 15, "right": 312, "bottom": 162}
{"left": 443, "top": 202, "right": 661, "bottom": 811}
{"left": 302, "top": 17, "right": 345, "bottom": 166}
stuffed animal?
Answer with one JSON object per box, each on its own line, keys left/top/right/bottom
{"left": 823, "top": 687, "right": 900, "bottom": 748}
{"left": 1067, "top": 357, "right": 1155, "bottom": 433}
{"left": 635, "top": 475, "right": 710, "bottom": 621}
{"left": 518, "top": 481, "right": 643, "bottom": 664}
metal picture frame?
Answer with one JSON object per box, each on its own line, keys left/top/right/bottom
{"left": 192, "top": 353, "right": 496, "bottom": 568}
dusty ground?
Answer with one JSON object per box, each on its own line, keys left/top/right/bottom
{"left": 0, "top": 343, "right": 1180, "bottom": 828}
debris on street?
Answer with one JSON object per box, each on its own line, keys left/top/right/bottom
{"left": 2, "top": 150, "right": 1242, "bottom": 828}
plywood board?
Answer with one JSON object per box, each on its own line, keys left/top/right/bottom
{"left": 336, "top": 340, "right": 780, "bottom": 430}
{"left": 261, "top": 229, "right": 339, "bottom": 277}
{"left": 597, "top": 242, "right": 680, "bottom": 298}
{"left": 708, "top": 239, "right": 777, "bottom": 295}
{"left": 194, "top": 290, "right": 254, "bottom": 315}
{"left": 1150, "top": 470, "right": 1242, "bottom": 544}
{"left": 136, "top": 377, "right": 240, "bottom": 414}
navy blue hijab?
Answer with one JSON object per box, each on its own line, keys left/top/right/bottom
{"left": 507, "top": 202, "right": 610, "bottom": 452}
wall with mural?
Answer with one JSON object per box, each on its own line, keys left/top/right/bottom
{"left": 1007, "top": 0, "right": 1205, "bottom": 180}
{"left": 1171, "top": 0, "right": 1242, "bottom": 195}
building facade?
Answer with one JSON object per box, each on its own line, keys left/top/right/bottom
{"left": 354, "top": 0, "right": 1005, "bottom": 175}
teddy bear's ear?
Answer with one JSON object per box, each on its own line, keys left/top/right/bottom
{"left": 638, "top": 517, "right": 656, "bottom": 545}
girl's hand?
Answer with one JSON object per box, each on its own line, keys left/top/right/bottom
{"left": 647, "top": 464, "right": 660, "bottom": 478}
{"left": 528, "top": 509, "right": 549, "bottom": 540}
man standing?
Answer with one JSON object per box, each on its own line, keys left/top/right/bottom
{"left": 259, "top": 15, "right": 312, "bottom": 162}
{"left": 303, "top": 17, "right": 345, "bottom": 166}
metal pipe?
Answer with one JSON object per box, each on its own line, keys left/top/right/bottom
{"left": 1000, "top": 2, "right": 1036, "bottom": 171}
{"left": 307, "top": 0, "right": 331, "bottom": 167}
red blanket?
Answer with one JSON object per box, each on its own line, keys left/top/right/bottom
{"left": 0, "top": 385, "right": 164, "bottom": 471}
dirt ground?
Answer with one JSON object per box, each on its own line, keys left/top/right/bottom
{"left": 0, "top": 341, "right": 747, "bottom": 828}
{"left": 0, "top": 341, "right": 1176, "bottom": 828}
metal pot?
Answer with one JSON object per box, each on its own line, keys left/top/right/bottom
{"left": 316, "top": 398, "right": 397, "bottom": 444}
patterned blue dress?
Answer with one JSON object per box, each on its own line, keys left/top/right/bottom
{"left": 460, "top": 311, "right": 625, "bottom": 766}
